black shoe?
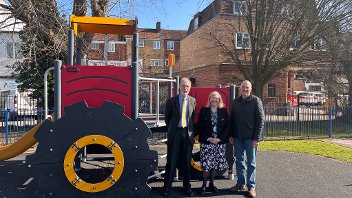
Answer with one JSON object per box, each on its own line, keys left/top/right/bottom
{"left": 209, "top": 184, "right": 218, "bottom": 194}
{"left": 199, "top": 185, "right": 206, "bottom": 195}
{"left": 162, "top": 187, "right": 171, "bottom": 197}
{"left": 184, "top": 188, "right": 194, "bottom": 197}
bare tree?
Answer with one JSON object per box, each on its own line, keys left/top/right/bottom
{"left": 204, "top": 0, "right": 352, "bottom": 98}
{"left": 0, "top": 0, "right": 133, "bottom": 102}
{"left": 326, "top": 30, "right": 352, "bottom": 104}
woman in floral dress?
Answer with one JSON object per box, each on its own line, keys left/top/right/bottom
{"left": 198, "top": 91, "right": 229, "bottom": 194}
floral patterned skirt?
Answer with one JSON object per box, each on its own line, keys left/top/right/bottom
{"left": 200, "top": 143, "right": 229, "bottom": 171}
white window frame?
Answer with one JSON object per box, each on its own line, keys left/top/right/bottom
{"left": 233, "top": 1, "right": 248, "bottom": 16}
{"left": 268, "top": 84, "right": 276, "bottom": 98}
{"left": 150, "top": 59, "right": 163, "bottom": 66}
{"left": 153, "top": 40, "right": 160, "bottom": 49}
{"left": 139, "top": 39, "right": 144, "bottom": 47}
{"left": 107, "top": 42, "right": 116, "bottom": 52}
{"left": 311, "top": 38, "right": 326, "bottom": 51}
{"left": 236, "top": 32, "right": 250, "bottom": 49}
{"left": 91, "top": 42, "right": 99, "bottom": 50}
{"left": 167, "top": 41, "right": 174, "bottom": 50}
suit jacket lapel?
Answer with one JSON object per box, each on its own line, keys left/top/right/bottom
{"left": 188, "top": 97, "right": 194, "bottom": 120}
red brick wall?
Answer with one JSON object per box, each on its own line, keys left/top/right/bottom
{"left": 175, "top": 64, "right": 289, "bottom": 104}
{"left": 293, "top": 79, "right": 306, "bottom": 91}
{"left": 87, "top": 42, "right": 127, "bottom": 61}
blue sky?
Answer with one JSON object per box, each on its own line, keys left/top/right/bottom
{"left": 132, "top": 0, "right": 211, "bottom": 30}
{"left": 57, "top": 0, "right": 211, "bottom": 30}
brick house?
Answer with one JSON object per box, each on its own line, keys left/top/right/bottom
{"left": 177, "top": 0, "right": 330, "bottom": 104}
{"left": 85, "top": 34, "right": 127, "bottom": 66}
{"left": 126, "top": 22, "right": 187, "bottom": 77}
{"left": 86, "top": 22, "right": 186, "bottom": 78}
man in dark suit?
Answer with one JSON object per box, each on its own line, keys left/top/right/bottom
{"left": 162, "top": 77, "right": 196, "bottom": 197}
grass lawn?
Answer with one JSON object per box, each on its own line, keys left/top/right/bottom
{"left": 259, "top": 140, "right": 352, "bottom": 163}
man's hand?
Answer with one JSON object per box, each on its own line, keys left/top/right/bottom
{"left": 252, "top": 140, "right": 259, "bottom": 148}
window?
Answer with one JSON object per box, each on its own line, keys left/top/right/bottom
{"left": 268, "top": 84, "right": 276, "bottom": 98}
{"left": 236, "top": 32, "right": 250, "bottom": 49}
{"left": 233, "top": 1, "right": 248, "bottom": 16}
{"left": 167, "top": 41, "right": 174, "bottom": 50}
{"left": 139, "top": 39, "right": 144, "bottom": 47}
{"left": 311, "top": 38, "right": 326, "bottom": 51}
{"left": 107, "top": 43, "right": 115, "bottom": 52}
{"left": 309, "top": 85, "right": 322, "bottom": 91}
{"left": 91, "top": 42, "right": 99, "bottom": 50}
{"left": 150, "top": 59, "right": 163, "bottom": 66}
{"left": 153, "top": 40, "right": 160, "bottom": 49}
{"left": 6, "top": 42, "right": 22, "bottom": 58}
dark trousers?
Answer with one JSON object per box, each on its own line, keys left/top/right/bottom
{"left": 163, "top": 127, "right": 193, "bottom": 190}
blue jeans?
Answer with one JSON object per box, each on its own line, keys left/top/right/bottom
{"left": 234, "top": 138, "right": 257, "bottom": 189}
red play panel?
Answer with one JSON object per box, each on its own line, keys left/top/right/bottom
{"left": 189, "top": 87, "right": 231, "bottom": 122}
{"left": 61, "top": 65, "right": 132, "bottom": 117}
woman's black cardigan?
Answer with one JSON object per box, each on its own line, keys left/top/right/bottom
{"left": 197, "top": 107, "right": 229, "bottom": 144}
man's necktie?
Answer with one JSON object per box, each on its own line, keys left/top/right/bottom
{"left": 181, "top": 97, "right": 187, "bottom": 127}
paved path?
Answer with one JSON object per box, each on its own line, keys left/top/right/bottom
{"left": 321, "top": 138, "right": 352, "bottom": 148}
{"left": 148, "top": 150, "right": 352, "bottom": 198}
{"left": 1, "top": 150, "right": 352, "bottom": 198}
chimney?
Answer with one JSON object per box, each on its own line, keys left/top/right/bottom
{"left": 156, "top": 22, "right": 161, "bottom": 33}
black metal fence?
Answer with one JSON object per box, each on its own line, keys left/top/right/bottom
{"left": 2, "top": 101, "right": 352, "bottom": 145}
{"left": 264, "top": 105, "right": 352, "bottom": 139}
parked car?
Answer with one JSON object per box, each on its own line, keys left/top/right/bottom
{"left": 312, "top": 92, "right": 326, "bottom": 106}
{"left": 296, "top": 92, "right": 315, "bottom": 105}
{"left": 294, "top": 91, "right": 326, "bottom": 106}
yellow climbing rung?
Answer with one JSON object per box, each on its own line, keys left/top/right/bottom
{"left": 70, "top": 14, "right": 137, "bottom": 36}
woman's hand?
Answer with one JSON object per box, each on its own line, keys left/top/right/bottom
{"left": 208, "top": 137, "right": 221, "bottom": 144}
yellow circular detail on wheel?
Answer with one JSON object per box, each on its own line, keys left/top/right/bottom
{"left": 63, "top": 135, "right": 124, "bottom": 193}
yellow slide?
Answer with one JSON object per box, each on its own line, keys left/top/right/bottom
{"left": 0, "top": 117, "right": 52, "bottom": 161}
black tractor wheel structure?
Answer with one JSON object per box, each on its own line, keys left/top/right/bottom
{"left": 24, "top": 101, "right": 157, "bottom": 198}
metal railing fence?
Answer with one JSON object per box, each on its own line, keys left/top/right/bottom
{"left": 2, "top": 103, "right": 352, "bottom": 145}
{"left": 263, "top": 105, "right": 352, "bottom": 139}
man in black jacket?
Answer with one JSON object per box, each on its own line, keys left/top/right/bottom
{"left": 229, "top": 80, "right": 264, "bottom": 198}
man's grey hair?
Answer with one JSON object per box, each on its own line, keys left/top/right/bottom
{"left": 241, "top": 80, "right": 252, "bottom": 88}
{"left": 180, "top": 77, "right": 192, "bottom": 85}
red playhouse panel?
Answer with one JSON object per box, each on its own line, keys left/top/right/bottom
{"left": 189, "top": 87, "right": 231, "bottom": 122}
{"left": 61, "top": 65, "right": 132, "bottom": 117}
